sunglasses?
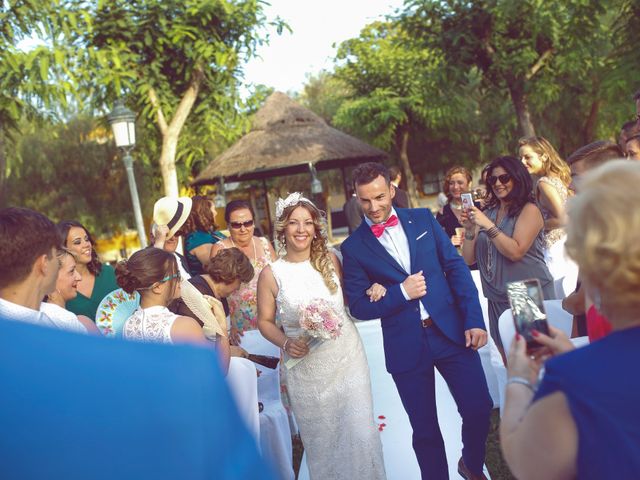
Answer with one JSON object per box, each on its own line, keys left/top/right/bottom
{"left": 487, "top": 174, "right": 512, "bottom": 186}
{"left": 229, "top": 220, "right": 254, "bottom": 229}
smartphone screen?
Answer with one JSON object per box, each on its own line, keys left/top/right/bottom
{"left": 460, "top": 193, "right": 474, "bottom": 210}
{"left": 506, "top": 278, "right": 550, "bottom": 352}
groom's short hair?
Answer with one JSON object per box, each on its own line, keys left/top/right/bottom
{"left": 352, "top": 162, "right": 390, "bottom": 188}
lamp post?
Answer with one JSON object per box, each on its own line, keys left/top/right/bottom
{"left": 108, "top": 100, "right": 148, "bottom": 248}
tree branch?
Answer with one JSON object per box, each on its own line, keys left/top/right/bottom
{"left": 526, "top": 49, "right": 553, "bottom": 81}
{"left": 167, "top": 65, "right": 205, "bottom": 137}
{"left": 148, "top": 87, "right": 168, "bottom": 135}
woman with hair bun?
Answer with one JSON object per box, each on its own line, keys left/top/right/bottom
{"left": 116, "top": 247, "right": 230, "bottom": 371}
{"left": 257, "top": 193, "right": 385, "bottom": 479}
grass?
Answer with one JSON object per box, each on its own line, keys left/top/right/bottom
{"left": 485, "top": 408, "right": 516, "bottom": 480}
{"left": 291, "top": 409, "right": 514, "bottom": 480}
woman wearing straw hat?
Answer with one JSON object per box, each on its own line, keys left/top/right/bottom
{"left": 152, "top": 196, "right": 193, "bottom": 280}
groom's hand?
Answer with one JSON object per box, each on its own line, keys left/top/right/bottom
{"left": 465, "top": 328, "right": 487, "bottom": 350}
{"left": 403, "top": 271, "right": 427, "bottom": 299}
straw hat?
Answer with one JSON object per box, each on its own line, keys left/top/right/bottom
{"left": 153, "top": 196, "right": 192, "bottom": 239}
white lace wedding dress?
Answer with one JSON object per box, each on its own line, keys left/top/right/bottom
{"left": 271, "top": 259, "right": 386, "bottom": 480}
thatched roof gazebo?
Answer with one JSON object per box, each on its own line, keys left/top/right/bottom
{"left": 193, "top": 91, "right": 387, "bottom": 185}
{"left": 193, "top": 92, "right": 387, "bottom": 236}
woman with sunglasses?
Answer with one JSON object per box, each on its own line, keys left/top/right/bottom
{"left": 211, "top": 200, "right": 277, "bottom": 346}
{"left": 461, "top": 156, "right": 555, "bottom": 362}
{"left": 116, "top": 247, "right": 215, "bottom": 348}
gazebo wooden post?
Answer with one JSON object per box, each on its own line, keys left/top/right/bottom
{"left": 262, "top": 178, "right": 273, "bottom": 237}
{"left": 341, "top": 166, "right": 350, "bottom": 200}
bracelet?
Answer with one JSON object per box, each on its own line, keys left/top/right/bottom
{"left": 465, "top": 231, "right": 476, "bottom": 240}
{"left": 282, "top": 338, "right": 290, "bottom": 352}
{"left": 486, "top": 226, "right": 501, "bottom": 239}
{"left": 506, "top": 376, "right": 536, "bottom": 393}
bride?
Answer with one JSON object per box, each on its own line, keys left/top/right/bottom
{"left": 257, "top": 193, "right": 386, "bottom": 480}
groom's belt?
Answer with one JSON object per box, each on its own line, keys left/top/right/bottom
{"left": 421, "top": 317, "right": 434, "bottom": 328}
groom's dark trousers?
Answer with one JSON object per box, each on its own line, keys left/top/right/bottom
{"left": 342, "top": 207, "right": 492, "bottom": 480}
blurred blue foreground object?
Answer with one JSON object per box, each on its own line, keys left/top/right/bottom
{"left": 0, "top": 318, "right": 275, "bottom": 480}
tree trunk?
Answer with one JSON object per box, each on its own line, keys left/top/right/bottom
{"left": 508, "top": 83, "right": 536, "bottom": 138}
{"left": 397, "top": 126, "right": 418, "bottom": 207}
{"left": 583, "top": 98, "right": 600, "bottom": 145}
{"left": 149, "top": 67, "right": 204, "bottom": 198}
{"left": 159, "top": 134, "right": 180, "bottom": 197}
{"left": 0, "top": 130, "right": 6, "bottom": 208}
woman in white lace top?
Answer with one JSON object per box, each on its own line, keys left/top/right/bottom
{"left": 115, "top": 248, "right": 229, "bottom": 370}
{"left": 40, "top": 248, "right": 100, "bottom": 334}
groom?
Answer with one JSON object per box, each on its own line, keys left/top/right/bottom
{"left": 341, "top": 163, "right": 492, "bottom": 480}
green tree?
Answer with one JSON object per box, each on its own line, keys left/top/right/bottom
{"left": 2, "top": 0, "right": 284, "bottom": 199}
{"left": 401, "top": 0, "right": 618, "bottom": 138}
{"left": 3, "top": 115, "right": 162, "bottom": 233}
{"left": 332, "top": 20, "right": 472, "bottom": 201}
{"left": 297, "top": 71, "right": 351, "bottom": 125}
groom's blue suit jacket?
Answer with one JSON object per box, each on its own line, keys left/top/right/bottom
{"left": 342, "top": 208, "right": 485, "bottom": 374}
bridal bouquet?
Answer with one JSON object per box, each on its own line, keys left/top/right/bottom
{"left": 299, "top": 298, "right": 343, "bottom": 340}
{"left": 285, "top": 298, "right": 343, "bottom": 369}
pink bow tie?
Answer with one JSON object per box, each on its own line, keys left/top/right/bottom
{"left": 371, "top": 215, "right": 399, "bottom": 238}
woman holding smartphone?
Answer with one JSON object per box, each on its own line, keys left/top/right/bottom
{"left": 500, "top": 160, "right": 640, "bottom": 479}
{"left": 461, "top": 156, "right": 554, "bottom": 361}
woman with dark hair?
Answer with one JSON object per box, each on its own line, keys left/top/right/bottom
{"left": 178, "top": 195, "right": 226, "bottom": 275}
{"left": 257, "top": 193, "right": 385, "bottom": 479}
{"left": 58, "top": 221, "right": 119, "bottom": 320}
{"left": 211, "top": 200, "right": 277, "bottom": 345}
{"left": 115, "top": 247, "right": 229, "bottom": 365}
{"left": 461, "top": 156, "right": 554, "bottom": 359}
{"left": 170, "top": 247, "right": 254, "bottom": 330}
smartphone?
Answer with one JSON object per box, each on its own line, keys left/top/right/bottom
{"left": 506, "top": 278, "right": 550, "bottom": 353}
{"left": 460, "top": 193, "right": 474, "bottom": 211}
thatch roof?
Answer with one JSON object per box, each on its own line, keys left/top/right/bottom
{"left": 192, "top": 92, "right": 387, "bottom": 185}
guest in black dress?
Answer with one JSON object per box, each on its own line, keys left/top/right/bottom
{"left": 436, "top": 166, "right": 475, "bottom": 245}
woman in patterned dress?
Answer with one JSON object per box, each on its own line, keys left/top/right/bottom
{"left": 211, "top": 200, "right": 277, "bottom": 345}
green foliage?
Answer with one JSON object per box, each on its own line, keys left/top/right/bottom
{"left": 297, "top": 71, "right": 351, "bottom": 125}
{"left": 2, "top": 115, "right": 163, "bottom": 234}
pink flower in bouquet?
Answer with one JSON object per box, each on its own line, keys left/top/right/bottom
{"left": 298, "top": 298, "right": 342, "bottom": 340}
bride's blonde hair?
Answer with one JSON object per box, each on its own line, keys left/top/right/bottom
{"left": 275, "top": 200, "right": 338, "bottom": 295}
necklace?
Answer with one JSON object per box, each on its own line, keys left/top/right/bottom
{"left": 450, "top": 201, "right": 462, "bottom": 210}
{"left": 230, "top": 236, "right": 257, "bottom": 265}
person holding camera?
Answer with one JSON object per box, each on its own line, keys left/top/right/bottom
{"left": 500, "top": 160, "right": 640, "bottom": 479}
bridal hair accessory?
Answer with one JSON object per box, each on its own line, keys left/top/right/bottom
{"left": 275, "top": 192, "right": 314, "bottom": 221}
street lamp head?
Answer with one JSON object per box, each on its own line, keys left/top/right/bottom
{"left": 108, "top": 100, "right": 136, "bottom": 148}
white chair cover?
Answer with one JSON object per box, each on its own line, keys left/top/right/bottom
{"left": 241, "top": 330, "right": 294, "bottom": 480}
{"left": 226, "top": 357, "right": 260, "bottom": 444}
{"left": 470, "top": 270, "right": 500, "bottom": 408}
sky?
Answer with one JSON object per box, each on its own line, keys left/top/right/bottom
{"left": 242, "top": 0, "right": 405, "bottom": 95}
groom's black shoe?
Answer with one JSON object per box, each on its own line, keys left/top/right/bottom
{"left": 457, "top": 457, "right": 487, "bottom": 480}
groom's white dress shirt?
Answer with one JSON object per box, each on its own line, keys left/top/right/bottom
{"left": 364, "top": 208, "right": 430, "bottom": 320}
